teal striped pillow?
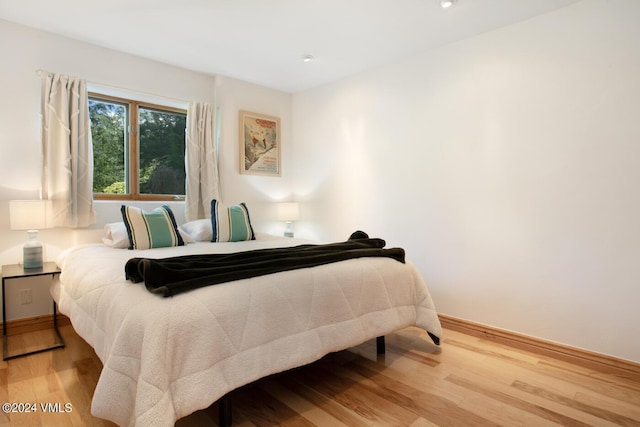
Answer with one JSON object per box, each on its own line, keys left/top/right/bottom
{"left": 211, "top": 200, "right": 255, "bottom": 242}
{"left": 121, "top": 205, "right": 184, "bottom": 250}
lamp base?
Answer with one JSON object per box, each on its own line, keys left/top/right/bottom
{"left": 23, "top": 230, "right": 43, "bottom": 269}
{"left": 284, "top": 221, "right": 294, "bottom": 238}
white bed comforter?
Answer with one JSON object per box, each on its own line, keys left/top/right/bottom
{"left": 53, "top": 236, "right": 442, "bottom": 427}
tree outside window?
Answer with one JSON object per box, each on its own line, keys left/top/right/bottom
{"left": 89, "top": 94, "right": 186, "bottom": 200}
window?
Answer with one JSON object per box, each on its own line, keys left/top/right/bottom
{"left": 89, "top": 94, "right": 187, "bottom": 200}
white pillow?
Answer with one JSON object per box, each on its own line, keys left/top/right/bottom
{"left": 180, "top": 218, "right": 212, "bottom": 242}
{"left": 102, "top": 222, "right": 130, "bottom": 248}
{"left": 177, "top": 228, "right": 195, "bottom": 243}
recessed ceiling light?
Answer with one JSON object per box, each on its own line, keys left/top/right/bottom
{"left": 441, "top": 0, "right": 454, "bottom": 8}
{"left": 302, "top": 54, "right": 315, "bottom": 63}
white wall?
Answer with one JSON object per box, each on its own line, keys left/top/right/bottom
{"left": 215, "top": 75, "right": 294, "bottom": 235}
{"left": 0, "top": 19, "right": 292, "bottom": 318}
{"left": 292, "top": 0, "right": 640, "bottom": 363}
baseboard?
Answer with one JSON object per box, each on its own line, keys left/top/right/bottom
{"left": 439, "top": 314, "right": 640, "bottom": 383}
{"left": 1, "top": 313, "right": 70, "bottom": 336}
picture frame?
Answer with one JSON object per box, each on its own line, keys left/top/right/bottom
{"left": 239, "top": 110, "right": 281, "bottom": 176}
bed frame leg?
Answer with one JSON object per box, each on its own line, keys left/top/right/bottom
{"left": 219, "top": 393, "right": 232, "bottom": 426}
{"left": 376, "top": 336, "right": 386, "bottom": 354}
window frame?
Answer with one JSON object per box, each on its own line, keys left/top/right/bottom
{"left": 89, "top": 92, "right": 187, "bottom": 201}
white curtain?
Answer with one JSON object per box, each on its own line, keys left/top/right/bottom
{"left": 185, "top": 101, "right": 220, "bottom": 222}
{"left": 41, "top": 72, "right": 95, "bottom": 228}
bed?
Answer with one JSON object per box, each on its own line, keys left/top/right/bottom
{"left": 53, "top": 231, "right": 442, "bottom": 426}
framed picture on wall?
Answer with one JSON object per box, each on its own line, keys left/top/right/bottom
{"left": 239, "top": 110, "right": 281, "bottom": 176}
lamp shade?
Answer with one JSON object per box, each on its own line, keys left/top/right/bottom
{"left": 9, "top": 200, "right": 52, "bottom": 230}
{"left": 276, "top": 202, "right": 300, "bottom": 222}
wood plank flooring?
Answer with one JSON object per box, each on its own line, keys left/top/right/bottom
{"left": 1, "top": 325, "right": 639, "bottom": 426}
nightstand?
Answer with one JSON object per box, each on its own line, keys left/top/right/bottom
{"left": 2, "top": 262, "right": 65, "bottom": 360}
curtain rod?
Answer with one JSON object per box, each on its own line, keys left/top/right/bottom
{"left": 35, "top": 68, "right": 191, "bottom": 105}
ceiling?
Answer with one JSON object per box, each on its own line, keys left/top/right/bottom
{"left": 0, "top": 0, "right": 582, "bottom": 93}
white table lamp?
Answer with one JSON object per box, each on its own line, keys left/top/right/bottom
{"left": 276, "top": 202, "right": 300, "bottom": 238}
{"left": 9, "top": 200, "right": 52, "bottom": 269}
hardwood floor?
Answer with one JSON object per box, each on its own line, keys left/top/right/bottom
{"left": 1, "top": 325, "right": 639, "bottom": 426}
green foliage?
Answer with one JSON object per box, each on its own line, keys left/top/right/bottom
{"left": 139, "top": 108, "right": 186, "bottom": 195}
{"left": 89, "top": 99, "right": 186, "bottom": 196}
{"left": 90, "top": 100, "right": 126, "bottom": 194}
{"left": 103, "top": 181, "right": 125, "bottom": 194}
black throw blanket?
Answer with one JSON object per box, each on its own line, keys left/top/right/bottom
{"left": 125, "top": 232, "right": 405, "bottom": 297}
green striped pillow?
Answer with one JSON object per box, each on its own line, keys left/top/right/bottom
{"left": 211, "top": 200, "right": 255, "bottom": 242}
{"left": 121, "top": 205, "right": 184, "bottom": 250}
